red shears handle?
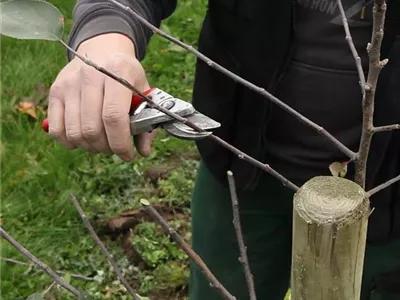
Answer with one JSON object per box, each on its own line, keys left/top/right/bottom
{"left": 41, "top": 88, "right": 154, "bottom": 132}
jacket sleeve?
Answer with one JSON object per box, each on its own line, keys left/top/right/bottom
{"left": 67, "top": 0, "right": 177, "bottom": 61}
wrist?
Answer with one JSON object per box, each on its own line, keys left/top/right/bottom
{"left": 77, "top": 33, "right": 137, "bottom": 58}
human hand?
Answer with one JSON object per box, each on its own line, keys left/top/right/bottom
{"left": 47, "top": 33, "right": 157, "bottom": 161}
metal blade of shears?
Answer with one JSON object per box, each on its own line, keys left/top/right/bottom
{"left": 162, "top": 111, "right": 221, "bottom": 140}
{"left": 129, "top": 88, "right": 221, "bottom": 140}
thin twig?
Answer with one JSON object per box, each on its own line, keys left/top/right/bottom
{"left": 336, "top": 0, "right": 366, "bottom": 90}
{"left": 106, "top": 0, "right": 356, "bottom": 160}
{"left": 0, "top": 257, "right": 94, "bottom": 281}
{"left": 210, "top": 135, "right": 299, "bottom": 191}
{"left": 69, "top": 194, "right": 141, "bottom": 300}
{"left": 142, "top": 203, "right": 237, "bottom": 300}
{"left": 367, "top": 173, "right": 400, "bottom": 197}
{"left": 354, "top": 1, "right": 388, "bottom": 188}
{"left": 57, "top": 38, "right": 299, "bottom": 192}
{"left": 373, "top": 124, "right": 400, "bottom": 132}
{"left": 0, "top": 227, "right": 80, "bottom": 297}
{"left": 227, "top": 171, "right": 257, "bottom": 300}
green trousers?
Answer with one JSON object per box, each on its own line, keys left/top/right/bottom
{"left": 188, "top": 162, "right": 400, "bottom": 300}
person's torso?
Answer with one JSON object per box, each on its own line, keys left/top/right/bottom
{"left": 264, "top": 0, "right": 375, "bottom": 186}
{"left": 195, "top": 0, "right": 400, "bottom": 243}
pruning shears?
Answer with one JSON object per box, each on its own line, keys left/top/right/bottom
{"left": 42, "top": 87, "right": 221, "bottom": 140}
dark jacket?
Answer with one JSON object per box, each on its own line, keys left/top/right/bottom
{"left": 68, "top": 0, "right": 400, "bottom": 243}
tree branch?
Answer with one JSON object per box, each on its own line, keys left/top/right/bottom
{"left": 56, "top": 38, "right": 299, "bottom": 192}
{"left": 210, "top": 135, "right": 299, "bottom": 191}
{"left": 69, "top": 194, "right": 142, "bottom": 300}
{"left": 336, "top": 0, "right": 366, "bottom": 91}
{"left": 106, "top": 0, "right": 356, "bottom": 161}
{"left": 354, "top": 1, "right": 388, "bottom": 188}
{"left": 227, "top": 171, "right": 257, "bottom": 300}
{"left": 141, "top": 202, "right": 237, "bottom": 300}
{"left": 0, "top": 227, "right": 80, "bottom": 297}
{"left": 372, "top": 124, "right": 400, "bottom": 132}
{"left": 338, "top": 0, "right": 400, "bottom": 195}
{"left": 367, "top": 173, "right": 400, "bottom": 197}
{"left": 0, "top": 257, "right": 94, "bottom": 281}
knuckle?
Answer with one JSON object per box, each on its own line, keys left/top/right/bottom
{"left": 82, "top": 124, "right": 102, "bottom": 140}
{"left": 103, "top": 107, "right": 125, "bottom": 126}
{"left": 48, "top": 82, "right": 65, "bottom": 101}
{"left": 106, "top": 55, "right": 139, "bottom": 78}
{"left": 66, "top": 127, "right": 83, "bottom": 142}
{"left": 49, "top": 74, "right": 80, "bottom": 100}
{"left": 80, "top": 65, "right": 99, "bottom": 85}
{"left": 106, "top": 57, "right": 126, "bottom": 74}
{"left": 49, "top": 127, "right": 64, "bottom": 139}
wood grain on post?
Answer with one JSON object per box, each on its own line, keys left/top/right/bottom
{"left": 291, "top": 176, "right": 370, "bottom": 300}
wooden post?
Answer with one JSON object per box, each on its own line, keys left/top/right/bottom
{"left": 291, "top": 176, "right": 370, "bottom": 300}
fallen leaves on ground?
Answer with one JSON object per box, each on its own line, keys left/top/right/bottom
{"left": 13, "top": 82, "right": 49, "bottom": 119}
{"left": 14, "top": 101, "right": 46, "bottom": 119}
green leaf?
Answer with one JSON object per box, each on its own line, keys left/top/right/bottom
{"left": 140, "top": 198, "right": 150, "bottom": 206}
{"left": 26, "top": 293, "right": 43, "bottom": 300}
{"left": 0, "top": 0, "right": 64, "bottom": 41}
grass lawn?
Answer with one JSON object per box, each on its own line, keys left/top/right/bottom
{"left": 1, "top": 1, "right": 292, "bottom": 299}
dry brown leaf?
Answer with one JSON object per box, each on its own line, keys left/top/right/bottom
{"left": 14, "top": 102, "right": 46, "bottom": 119}
{"left": 329, "top": 161, "right": 348, "bottom": 178}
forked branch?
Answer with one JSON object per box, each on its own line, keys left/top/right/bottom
{"left": 354, "top": 1, "right": 388, "bottom": 188}
{"left": 338, "top": 0, "right": 396, "bottom": 191}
